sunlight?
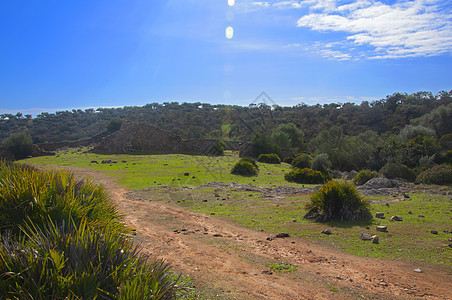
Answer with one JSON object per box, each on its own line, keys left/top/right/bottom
{"left": 228, "top": 0, "right": 235, "bottom": 7}
{"left": 225, "top": 26, "right": 234, "bottom": 39}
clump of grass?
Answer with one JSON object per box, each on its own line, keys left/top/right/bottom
{"left": 231, "top": 158, "right": 258, "bottom": 176}
{"left": 284, "top": 168, "right": 330, "bottom": 184}
{"left": 353, "top": 169, "right": 380, "bottom": 185}
{"left": 304, "top": 181, "right": 372, "bottom": 222}
{"left": 257, "top": 153, "right": 281, "bottom": 164}
{"left": 0, "top": 159, "right": 184, "bottom": 299}
{"left": 268, "top": 263, "right": 297, "bottom": 273}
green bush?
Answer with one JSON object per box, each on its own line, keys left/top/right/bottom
{"left": 2, "top": 132, "right": 33, "bottom": 160}
{"left": 416, "top": 164, "right": 452, "bottom": 185}
{"left": 257, "top": 153, "right": 281, "bottom": 164}
{"left": 240, "top": 157, "right": 259, "bottom": 170}
{"left": 380, "top": 162, "right": 416, "bottom": 182}
{"left": 0, "top": 160, "right": 183, "bottom": 299}
{"left": 311, "top": 153, "right": 332, "bottom": 173}
{"left": 291, "top": 154, "right": 312, "bottom": 169}
{"left": 353, "top": 169, "right": 380, "bottom": 185}
{"left": 231, "top": 159, "right": 258, "bottom": 176}
{"left": 283, "top": 156, "right": 294, "bottom": 164}
{"left": 212, "top": 140, "right": 226, "bottom": 156}
{"left": 284, "top": 168, "right": 330, "bottom": 184}
{"left": 304, "top": 181, "right": 372, "bottom": 222}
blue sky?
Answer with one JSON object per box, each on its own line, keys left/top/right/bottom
{"left": 1, "top": 0, "right": 451, "bottom": 115}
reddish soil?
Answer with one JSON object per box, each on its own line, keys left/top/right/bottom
{"left": 60, "top": 167, "right": 452, "bottom": 299}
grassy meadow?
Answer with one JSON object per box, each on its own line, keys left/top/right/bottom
{"left": 23, "top": 149, "right": 452, "bottom": 270}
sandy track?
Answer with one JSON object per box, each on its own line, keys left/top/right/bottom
{"left": 56, "top": 167, "right": 452, "bottom": 299}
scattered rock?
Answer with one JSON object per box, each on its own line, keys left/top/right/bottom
{"left": 371, "top": 235, "right": 379, "bottom": 244}
{"left": 210, "top": 213, "right": 215, "bottom": 215}
{"left": 213, "top": 234, "right": 223, "bottom": 237}
{"left": 90, "top": 160, "right": 98, "bottom": 164}
{"left": 262, "top": 270, "right": 273, "bottom": 275}
{"left": 184, "top": 172, "right": 190, "bottom": 176}
{"left": 202, "top": 200, "right": 208, "bottom": 202}
{"left": 215, "top": 193, "right": 220, "bottom": 197}
{"left": 375, "top": 212, "right": 385, "bottom": 219}
{"left": 266, "top": 237, "right": 273, "bottom": 241}
{"left": 361, "top": 178, "right": 399, "bottom": 189}
{"left": 390, "top": 215, "right": 403, "bottom": 221}
{"left": 418, "top": 215, "right": 425, "bottom": 218}
{"left": 321, "top": 229, "right": 332, "bottom": 235}
{"left": 403, "top": 194, "right": 410, "bottom": 199}
{"left": 275, "top": 233, "right": 290, "bottom": 238}
{"left": 385, "top": 203, "right": 390, "bottom": 207}
{"left": 376, "top": 226, "right": 387, "bottom": 232}
{"left": 360, "top": 233, "right": 372, "bottom": 240}
{"left": 414, "top": 268, "right": 422, "bottom": 273}
{"left": 121, "top": 160, "right": 127, "bottom": 163}
{"left": 431, "top": 230, "right": 438, "bottom": 234}
{"left": 408, "top": 211, "right": 413, "bottom": 214}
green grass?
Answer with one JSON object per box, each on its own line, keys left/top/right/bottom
{"left": 23, "top": 149, "right": 452, "bottom": 270}
{"left": 25, "top": 149, "right": 311, "bottom": 189}
{"left": 268, "top": 263, "right": 297, "bottom": 273}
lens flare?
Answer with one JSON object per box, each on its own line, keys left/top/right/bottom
{"left": 225, "top": 26, "right": 234, "bottom": 39}
{"left": 228, "top": 0, "right": 235, "bottom": 7}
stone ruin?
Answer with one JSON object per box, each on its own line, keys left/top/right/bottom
{"left": 91, "top": 122, "right": 226, "bottom": 156}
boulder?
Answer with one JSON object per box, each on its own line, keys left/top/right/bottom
{"left": 371, "top": 235, "right": 379, "bottom": 244}
{"left": 390, "top": 215, "right": 403, "bottom": 221}
{"left": 361, "top": 178, "right": 399, "bottom": 189}
{"left": 376, "top": 226, "right": 387, "bottom": 232}
{"left": 375, "top": 212, "right": 385, "bottom": 219}
{"left": 321, "top": 229, "right": 332, "bottom": 235}
{"left": 360, "top": 233, "right": 372, "bottom": 240}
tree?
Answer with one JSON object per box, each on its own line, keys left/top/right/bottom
{"left": 107, "top": 119, "right": 123, "bottom": 132}
{"left": 2, "top": 133, "right": 33, "bottom": 160}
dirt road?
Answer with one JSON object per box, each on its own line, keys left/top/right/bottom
{"left": 63, "top": 167, "right": 452, "bottom": 299}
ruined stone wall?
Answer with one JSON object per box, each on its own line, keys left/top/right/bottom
{"left": 92, "top": 123, "right": 182, "bottom": 154}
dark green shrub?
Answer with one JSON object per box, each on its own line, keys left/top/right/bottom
{"left": 2, "top": 132, "right": 33, "bottom": 160}
{"left": 416, "top": 164, "right": 452, "bottom": 185}
{"left": 107, "top": 118, "right": 123, "bottom": 132}
{"left": 353, "top": 169, "right": 380, "bottom": 185}
{"left": 284, "top": 168, "right": 330, "bottom": 184}
{"left": 240, "top": 157, "right": 259, "bottom": 170}
{"left": 291, "top": 154, "right": 312, "bottom": 169}
{"left": 231, "top": 159, "right": 258, "bottom": 176}
{"left": 439, "top": 133, "right": 452, "bottom": 150}
{"left": 380, "top": 163, "right": 416, "bottom": 182}
{"left": 283, "top": 156, "right": 294, "bottom": 164}
{"left": 257, "top": 153, "right": 281, "bottom": 164}
{"left": 311, "top": 153, "right": 332, "bottom": 173}
{"left": 212, "top": 140, "right": 226, "bottom": 156}
{"left": 304, "top": 181, "right": 371, "bottom": 222}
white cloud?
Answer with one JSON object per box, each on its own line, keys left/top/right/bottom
{"left": 296, "top": 0, "right": 452, "bottom": 58}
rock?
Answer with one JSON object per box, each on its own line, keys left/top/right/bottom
{"left": 360, "top": 178, "right": 399, "bottom": 189}
{"left": 360, "top": 233, "right": 372, "bottom": 240}
{"left": 213, "top": 234, "right": 223, "bottom": 237}
{"left": 214, "top": 193, "right": 220, "bottom": 197}
{"left": 262, "top": 270, "right": 273, "bottom": 275}
{"left": 390, "top": 215, "right": 403, "bottom": 221}
{"left": 375, "top": 212, "right": 385, "bottom": 219}
{"left": 90, "top": 160, "right": 98, "bottom": 164}
{"left": 371, "top": 235, "right": 379, "bottom": 244}
{"left": 418, "top": 215, "right": 425, "bottom": 218}
{"left": 403, "top": 194, "right": 410, "bottom": 199}
{"left": 431, "top": 230, "right": 438, "bottom": 234}
{"left": 266, "top": 237, "right": 273, "bottom": 241}
{"left": 184, "top": 172, "right": 190, "bottom": 176}
{"left": 376, "top": 226, "right": 387, "bottom": 232}
{"left": 321, "top": 229, "right": 332, "bottom": 235}
{"left": 385, "top": 203, "right": 390, "bottom": 207}
{"left": 414, "top": 268, "right": 422, "bottom": 273}
{"left": 202, "top": 200, "right": 208, "bottom": 202}
{"left": 275, "top": 233, "right": 290, "bottom": 238}
{"left": 408, "top": 211, "right": 413, "bottom": 214}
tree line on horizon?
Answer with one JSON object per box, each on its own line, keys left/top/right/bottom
{"left": 1, "top": 90, "right": 451, "bottom": 173}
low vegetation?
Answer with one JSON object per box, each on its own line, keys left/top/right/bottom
{"left": 416, "top": 164, "right": 452, "bottom": 185}
{"left": 257, "top": 153, "right": 281, "bottom": 164}
{"left": 231, "top": 158, "right": 258, "bottom": 176}
{"left": 380, "top": 162, "right": 416, "bottom": 182}
{"left": 0, "top": 159, "right": 183, "bottom": 299}
{"left": 284, "top": 168, "right": 330, "bottom": 184}
{"left": 353, "top": 169, "right": 380, "bottom": 185}
{"left": 304, "top": 181, "right": 372, "bottom": 222}
{"left": 291, "top": 154, "right": 311, "bottom": 169}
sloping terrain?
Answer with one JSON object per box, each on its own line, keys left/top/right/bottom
{"left": 60, "top": 166, "right": 452, "bottom": 299}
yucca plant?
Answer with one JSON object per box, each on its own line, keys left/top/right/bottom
{"left": 0, "top": 160, "right": 183, "bottom": 299}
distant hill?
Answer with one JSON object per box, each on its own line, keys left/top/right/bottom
{"left": 1, "top": 91, "right": 451, "bottom": 145}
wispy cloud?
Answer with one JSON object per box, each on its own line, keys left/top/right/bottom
{"left": 236, "top": 0, "right": 452, "bottom": 59}
{"left": 296, "top": 0, "right": 452, "bottom": 59}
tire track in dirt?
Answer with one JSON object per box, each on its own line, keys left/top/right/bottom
{"left": 48, "top": 166, "right": 452, "bottom": 299}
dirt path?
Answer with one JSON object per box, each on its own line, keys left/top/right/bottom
{"left": 56, "top": 166, "right": 452, "bottom": 299}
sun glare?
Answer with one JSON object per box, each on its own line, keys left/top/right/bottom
{"left": 228, "top": 0, "right": 235, "bottom": 7}
{"left": 225, "top": 26, "right": 234, "bottom": 39}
